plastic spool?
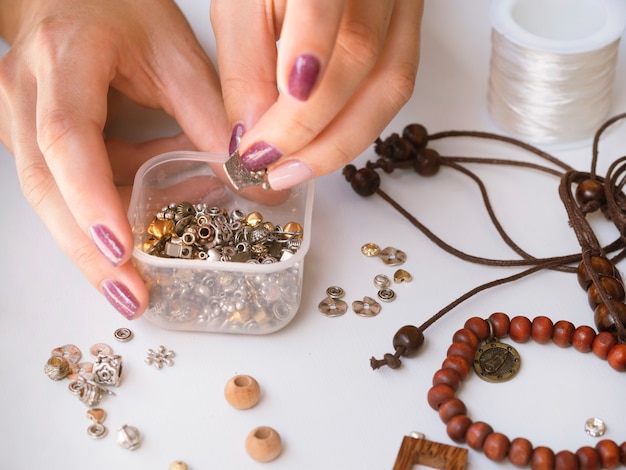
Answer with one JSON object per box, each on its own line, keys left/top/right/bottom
{"left": 488, "top": 0, "right": 626, "bottom": 147}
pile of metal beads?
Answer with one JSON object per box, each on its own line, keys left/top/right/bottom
{"left": 142, "top": 202, "right": 304, "bottom": 264}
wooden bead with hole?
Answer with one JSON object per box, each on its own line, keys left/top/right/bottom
{"left": 224, "top": 375, "right": 261, "bottom": 410}
{"left": 245, "top": 426, "right": 282, "bottom": 462}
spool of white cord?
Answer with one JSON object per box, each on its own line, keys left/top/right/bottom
{"left": 488, "top": 0, "right": 626, "bottom": 146}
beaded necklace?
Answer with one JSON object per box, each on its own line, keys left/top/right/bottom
{"left": 343, "top": 113, "right": 626, "bottom": 371}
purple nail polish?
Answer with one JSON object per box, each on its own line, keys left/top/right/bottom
{"left": 240, "top": 141, "right": 283, "bottom": 171}
{"left": 229, "top": 122, "right": 245, "bottom": 154}
{"left": 288, "top": 53, "right": 321, "bottom": 101}
{"left": 101, "top": 279, "right": 140, "bottom": 320}
{"left": 89, "top": 224, "right": 125, "bottom": 266}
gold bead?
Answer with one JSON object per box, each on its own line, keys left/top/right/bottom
{"left": 244, "top": 211, "right": 264, "bottom": 227}
{"left": 224, "top": 374, "right": 261, "bottom": 410}
{"left": 169, "top": 461, "right": 189, "bottom": 470}
{"left": 282, "top": 221, "right": 303, "bottom": 238}
{"left": 245, "top": 426, "right": 282, "bottom": 462}
{"left": 361, "top": 243, "right": 380, "bottom": 257}
{"left": 147, "top": 217, "right": 175, "bottom": 239}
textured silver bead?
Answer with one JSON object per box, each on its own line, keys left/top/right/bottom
{"left": 117, "top": 425, "right": 142, "bottom": 451}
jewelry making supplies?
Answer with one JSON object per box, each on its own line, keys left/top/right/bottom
{"left": 428, "top": 313, "right": 626, "bottom": 468}
{"left": 117, "top": 424, "right": 142, "bottom": 451}
{"left": 145, "top": 345, "right": 176, "bottom": 369}
{"left": 318, "top": 286, "right": 348, "bottom": 317}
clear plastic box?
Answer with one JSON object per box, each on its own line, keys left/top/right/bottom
{"left": 128, "top": 151, "right": 314, "bottom": 334}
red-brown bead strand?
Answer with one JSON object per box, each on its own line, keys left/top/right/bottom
{"left": 426, "top": 314, "right": 626, "bottom": 468}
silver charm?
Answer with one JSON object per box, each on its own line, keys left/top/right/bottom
{"left": 223, "top": 150, "right": 270, "bottom": 190}
{"left": 378, "top": 246, "right": 407, "bottom": 266}
{"left": 51, "top": 344, "right": 82, "bottom": 364}
{"left": 373, "top": 274, "right": 391, "bottom": 289}
{"left": 89, "top": 343, "right": 113, "bottom": 358}
{"left": 114, "top": 327, "right": 134, "bottom": 342}
{"left": 318, "top": 286, "right": 348, "bottom": 317}
{"left": 43, "top": 356, "right": 71, "bottom": 381}
{"left": 145, "top": 345, "right": 176, "bottom": 369}
{"left": 377, "top": 288, "right": 396, "bottom": 302}
{"left": 117, "top": 424, "right": 142, "bottom": 451}
{"left": 87, "top": 423, "right": 108, "bottom": 439}
{"left": 352, "top": 296, "right": 382, "bottom": 317}
{"left": 92, "top": 354, "right": 123, "bottom": 387}
{"left": 585, "top": 417, "right": 606, "bottom": 437}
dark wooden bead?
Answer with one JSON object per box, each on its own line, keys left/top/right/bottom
{"left": 592, "top": 331, "right": 618, "bottom": 360}
{"left": 596, "top": 439, "right": 620, "bottom": 468}
{"left": 510, "top": 316, "right": 532, "bottom": 343}
{"left": 402, "top": 123, "right": 428, "bottom": 150}
{"left": 464, "top": 317, "right": 490, "bottom": 341}
{"left": 441, "top": 355, "right": 471, "bottom": 380}
{"left": 427, "top": 384, "right": 456, "bottom": 410}
{"left": 489, "top": 312, "right": 511, "bottom": 338}
{"left": 447, "top": 342, "right": 476, "bottom": 364}
{"left": 452, "top": 328, "right": 480, "bottom": 349}
{"left": 465, "top": 421, "right": 494, "bottom": 451}
{"left": 446, "top": 414, "right": 472, "bottom": 443}
{"left": 508, "top": 437, "right": 533, "bottom": 467}
{"left": 438, "top": 397, "right": 467, "bottom": 424}
{"left": 572, "top": 325, "right": 597, "bottom": 353}
{"left": 588, "top": 276, "right": 625, "bottom": 309}
{"left": 576, "top": 179, "right": 606, "bottom": 208}
{"left": 620, "top": 441, "right": 626, "bottom": 465}
{"left": 607, "top": 343, "right": 626, "bottom": 372}
{"left": 413, "top": 148, "right": 440, "bottom": 176}
{"left": 531, "top": 316, "right": 554, "bottom": 344}
{"left": 483, "top": 432, "right": 510, "bottom": 462}
{"left": 555, "top": 450, "right": 578, "bottom": 470}
{"left": 594, "top": 300, "right": 626, "bottom": 333}
{"left": 393, "top": 325, "right": 425, "bottom": 357}
{"left": 552, "top": 320, "right": 575, "bottom": 347}
{"left": 577, "top": 256, "right": 620, "bottom": 290}
{"left": 432, "top": 368, "right": 462, "bottom": 390}
{"left": 576, "top": 445, "right": 600, "bottom": 470}
{"left": 531, "top": 446, "right": 555, "bottom": 470}
{"left": 349, "top": 167, "right": 380, "bottom": 196}
{"left": 342, "top": 164, "right": 356, "bottom": 182}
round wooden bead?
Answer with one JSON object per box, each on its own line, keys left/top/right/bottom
{"left": 393, "top": 325, "right": 424, "bottom": 356}
{"left": 483, "top": 432, "right": 510, "bottom": 462}
{"left": 552, "top": 320, "right": 575, "bottom": 348}
{"left": 572, "top": 325, "right": 597, "bottom": 353}
{"left": 402, "top": 123, "right": 429, "bottom": 150}
{"left": 413, "top": 148, "right": 440, "bottom": 176}
{"left": 432, "top": 368, "right": 462, "bottom": 390}
{"left": 577, "top": 256, "right": 619, "bottom": 290}
{"left": 592, "top": 331, "right": 619, "bottom": 360}
{"left": 169, "top": 461, "right": 189, "bottom": 470}
{"left": 464, "top": 317, "right": 490, "bottom": 341}
{"left": 465, "top": 421, "right": 494, "bottom": 451}
{"left": 224, "top": 375, "right": 261, "bottom": 410}
{"left": 427, "top": 384, "right": 456, "bottom": 410}
{"left": 446, "top": 342, "right": 476, "bottom": 364}
{"left": 446, "top": 414, "right": 472, "bottom": 443}
{"left": 587, "top": 276, "right": 625, "bottom": 309}
{"left": 621, "top": 441, "right": 626, "bottom": 465}
{"left": 488, "top": 312, "right": 511, "bottom": 338}
{"left": 441, "top": 355, "right": 471, "bottom": 380}
{"left": 531, "top": 446, "right": 555, "bottom": 470}
{"left": 452, "top": 328, "right": 480, "bottom": 349}
{"left": 576, "top": 446, "right": 600, "bottom": 469}
{"left": 594, "top": 300, "right": 626, "bottom": 333}
{"left": 554, "top": 450, "right": 578, "bottom": 470}
{"left": 438, "top": 398, "right": 467, "bottom": 424}
{"left": 576, "top": 178, "right": 606, "bottom": 207}
{"left": 508, "top": 437, "right": 533, "bottom": 467}
{"left": 607, "top": 343, "right": 626, "bottom": 372}
{"left": 509, "top": 316, "right": 532, "bottom": 343}
{"left": 596, "top": 439, "right": 620, "bottom": 468}
{"left": 531, "top": 316, "right": 554, "bottom": 344}
{"left": 245, "top": 426, "right": 282, "bottom": 463}
{"left": 349, "top": 167, "right": 380, "bottom": 196}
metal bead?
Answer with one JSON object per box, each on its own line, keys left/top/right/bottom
{"left": 114, "top": 327, "right": 133, "bottom": 342}
{"left": 318, "top": 297, "right": 348, "bottom": 317}
{"left": 379, "top": 246, "right": 407, "bottom": 266}
{"left": 325, "top": 286, "right": 345, "bottom": 299}
{"left": 145, "top": 345, "right": 176, "bottom": 369}
{"left": 117, "top": 424, "right": 141, "bottom": 451}
{"left": 43, "top": 356, "right": 71, "bottom": 381}
{"left": 394, "top": 269, "right": 413, "bottom": 283}
{"left": 585, "top": 417, "right": 606, "bottom": 437}
{"left": 373, "top": 274, "right": 391, "bottom": 289}
{"left": 87, "top": 408, "right": 106, "bottom": 424}
{"left": 89, "top": 343, "right": 113, "bottom": 358}
{"left": 352, "top": 296, "right": 382, "bottom": 317}
{"left": 92, "top": 354, "right": 123, "bottom": 387}
{"left": 361, "top": 243, "right": 380, "bottom": 257}
{"left": 169, "top": 461, "right": 189, "bottom": 470}
{"left": 377, "top": 288, "right": 396, "bottom": 302}
{"left": 87, "top": 423, "right": 108, "bottom": 439}
{"left": 51, "top": 344, "right": 82, "bottom": 364}
{"left": 244, "top": 211, "right": 264, "bottom": 227}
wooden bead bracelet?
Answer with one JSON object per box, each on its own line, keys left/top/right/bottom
{"left": 427, "top": 313, "right": 626, "bottom": 468}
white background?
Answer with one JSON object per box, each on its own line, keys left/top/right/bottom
{"left": 1, "top": 1, "right": 626, "bottom": 469}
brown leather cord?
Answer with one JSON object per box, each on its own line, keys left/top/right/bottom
{"left": 346, "top": 114, "right": 626, "bottom": 369}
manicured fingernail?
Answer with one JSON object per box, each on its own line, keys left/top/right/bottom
{"left": 240, "top": 141, "right": 283, "bottom": 171}
{"left": 268, "top": 160, "right": 314, "bottom": 191}
{"left": 101, "top": 279, "right": 140, "bottom": 320}
{"left": 288, "top": 53, "right": 321, "bottom": 101}
{"left": 89, "top": 224, "right": 125, "bottom": 266}
{"left": 229, "top": 121, "right": 245, "bottom": 154}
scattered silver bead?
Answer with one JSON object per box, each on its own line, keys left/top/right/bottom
{"left": 92, "top": 354, "right": 123, "bottom": 387}
{"left": 352, "top": 296, "right": 382, "bottom": 317}
{"left": 43, "top": 356, "right": 71, "bottom": 381}
{"left": 114, "top": 328, "right": 134, "bottom": 342}
{"left": 117, "top": 424, "right": 142, "bottom": 451}
{"left": 325, "top": 286, "right": 345, "bottom": 299}
{"left": 145, "top": 345, "right": 176, "bottom": 369}
{"left": 87, "top": 423, "right": 108, "bottom": 439}
{"left": 373, "top": 274, "right": 391, "bottom": 289}
{"left": 585, "top": 417, "right": 606, "bottom": 437}
{"left": 377, "top": 288, "right": 396, "bottom": 302}
{"left": 89, "top": 343, "right": 113, "bottom": 358}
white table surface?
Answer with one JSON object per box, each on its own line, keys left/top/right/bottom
{"left": 2, "top": 1, "right": 626, "bottom": 469}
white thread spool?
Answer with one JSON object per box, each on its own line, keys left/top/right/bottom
{"left": 488, "top": 0, "right": 626, "bottom": 146}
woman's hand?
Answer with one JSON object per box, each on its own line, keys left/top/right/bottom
{"left": 0, "top": 0, "right": 229, "bottom": 319}
{"left": 210, "top": 0, "right": 424, "bottom": 191}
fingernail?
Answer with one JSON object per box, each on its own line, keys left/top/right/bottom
{"left": 229, "top": 121, "right": 245, "bottom": 154}
{"left": 89, "top": 224, "right": 125, "bottom": 266}
{"left": 288, "top": 53, "right": 321, "bottom": 101}
{"left": 101, "top": 279, "right": 140, "bottom": 320}
{"left": 268, "top": 160, "right": 314, "bottom": 191}
{"left": 240, "top": 141, "right": 283, "bottom": 171}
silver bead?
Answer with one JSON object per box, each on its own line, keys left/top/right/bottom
{"left": 87, "top": 423, "right": 108, "bottom": 439}
{"left": 117, "top": 424, "right": 141, "bottom": 451}
{"left": 92, "top": 354, "right": 123, "bottom": 387}
{"left": 377, "top": 288, "right": 396, "bottom": 302}
{"left": 43, "top": 356, "right": 71, "bottom": 381}
{"left": 114, "top": 328, "right": 134, "bottom": 342}
{"left": 373, "top": 274, "right": 391, "bottom": 289}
